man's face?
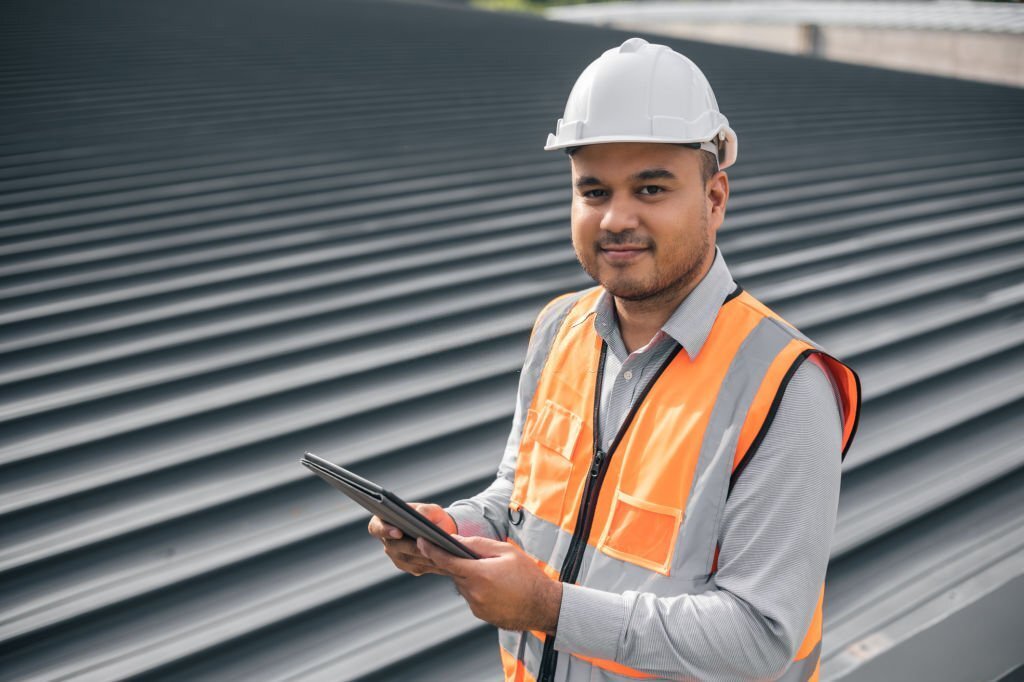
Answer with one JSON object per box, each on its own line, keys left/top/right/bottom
{"left": 570, "top": 142, "right": 727, "bottom": 304}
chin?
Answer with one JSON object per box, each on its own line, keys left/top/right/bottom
{"left": 601, "top": 278, "right": 659, "bottom": 301}
{"left": 610, "top": 289, "right": 659, "bottom": 302}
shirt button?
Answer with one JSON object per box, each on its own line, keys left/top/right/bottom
{"left": 623, "top": 370, "right": 633, "bottom": 381}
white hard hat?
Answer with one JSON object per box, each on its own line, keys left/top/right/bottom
{"left": 544, "top": 37, "right": 738, "bottom": 170}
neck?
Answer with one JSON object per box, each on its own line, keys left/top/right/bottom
{"left": 613, "top": 249, "right": 715, "bottom": 354}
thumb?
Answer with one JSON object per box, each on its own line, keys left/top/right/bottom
{"left": 454, "top": 534, "right": 513, "bottom": 559}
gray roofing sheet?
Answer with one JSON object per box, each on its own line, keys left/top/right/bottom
{"left": 1, "top": 1, "right": 1023, "bottom": 681}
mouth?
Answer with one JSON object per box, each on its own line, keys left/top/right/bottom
{"left": 599, "top": 245, "right": 649, "bottom": 263}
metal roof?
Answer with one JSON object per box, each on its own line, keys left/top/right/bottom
{"left": 1, "top": 1, "right": 1023, "bottom": 680}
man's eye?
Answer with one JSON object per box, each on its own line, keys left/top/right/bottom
{"left": 638, "top": 185, "right": 664, "bottom": 196}
{"left": 582, "top": 189, "right": 608, "bottom": 198}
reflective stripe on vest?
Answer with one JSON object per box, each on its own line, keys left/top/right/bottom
{"left": 501, "top": 287, "right": 860, "bottom": 682}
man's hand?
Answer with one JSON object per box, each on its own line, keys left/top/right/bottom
{"left": 367, "top": 503, "right": 456, "bottom": 576}
{"left": 417, "top": 535, "right": 563, "bottom": 634}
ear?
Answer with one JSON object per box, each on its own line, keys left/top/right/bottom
{"left": 706, "top": 170, "right": 729, "bottom": 233}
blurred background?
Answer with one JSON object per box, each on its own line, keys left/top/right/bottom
{"left": 1, "top": 0, "right": 1022, "bottom": 680}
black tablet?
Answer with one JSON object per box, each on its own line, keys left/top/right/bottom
{"left": 300, "top": 452, "right": 479, "bottom": 560}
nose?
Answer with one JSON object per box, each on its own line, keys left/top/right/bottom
{"left": 599, "top": 193, "right": 640, "bottom": 233}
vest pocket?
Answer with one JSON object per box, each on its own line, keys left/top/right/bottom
{"left": 597, "top": 490, "right": 682, "bottom": 576}
{"left": 510, "top": 399, "right": 585, "bottom": 523}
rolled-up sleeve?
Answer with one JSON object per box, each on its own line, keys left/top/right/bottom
{"left": 554, "top": 358, "right": 844, "bottom": 681}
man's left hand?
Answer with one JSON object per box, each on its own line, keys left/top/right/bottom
{"left": 417, "top": 535, "right": 562, "bottom": 634}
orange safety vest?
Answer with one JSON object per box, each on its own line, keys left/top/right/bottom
{"left": 499, "top": 285, "right": 860, "bottom": 682}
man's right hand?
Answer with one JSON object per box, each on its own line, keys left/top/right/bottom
{"left": 367, "top": 503, "right": 458, "bottom": 576}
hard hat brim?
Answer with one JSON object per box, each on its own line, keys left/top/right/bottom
{"left": 545, "top": 127, "right": 737, "bottom": 170}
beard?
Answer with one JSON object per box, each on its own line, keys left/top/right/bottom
{"left": 575, "top": 211, "right": 711, "bottom": 305}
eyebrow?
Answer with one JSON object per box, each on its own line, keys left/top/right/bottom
{"left": 574, "top": 167, "right": 677, "bottom": 189}
{"left": 575, "top": 176, "right": 602, "bottom": 189}
{"left": 633, "top": 168, "right": 677, "bottom": 182}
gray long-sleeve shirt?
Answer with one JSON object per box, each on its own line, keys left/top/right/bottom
{"left": 446, "top": 247, "right": 844, "bottom": 681}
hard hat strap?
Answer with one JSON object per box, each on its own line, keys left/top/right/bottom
{"left": 682, "top": 140, "right": 723, "bottom": 161}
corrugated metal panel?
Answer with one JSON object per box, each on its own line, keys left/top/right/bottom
{"left": 1, "top": 1, "right": 1022, "bottom": 680}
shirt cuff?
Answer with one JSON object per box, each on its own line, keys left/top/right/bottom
{"left": 444, "top": 504, "right": 492, "bottom": 539}
{"left": 553, "top": 583, "right": 627, "bottom": 660}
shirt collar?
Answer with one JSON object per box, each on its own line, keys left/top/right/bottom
{"left": 584, "top": 246, "right": 737, "bottom": 360}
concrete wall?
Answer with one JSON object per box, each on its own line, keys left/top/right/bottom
{"left": 609, "top": 20, "right": 1024, "bottom": 87}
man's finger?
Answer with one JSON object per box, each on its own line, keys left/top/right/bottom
{"left": 383, "top": 543, "right": 449, "bottom": 576}
{"left": 417, "top": 537, "right": 472, "bottom": 578}
{"left": 383, "top": 536, "right": 417, "bottom": 549}
{"left": 399, "top": 559, "right": 446, "bottom": 576}
{"left": 368, "top": 515, "right": 403, "bottom": 540}
{"left": 388, "top": 548, "right": 427, "bottom": 564}
{"left": 382, "top": 536, "right": 436, "bottom": 567}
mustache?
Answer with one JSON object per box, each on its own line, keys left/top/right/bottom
{"left": 597, "top": 233, "right": 653, "bottom": 249}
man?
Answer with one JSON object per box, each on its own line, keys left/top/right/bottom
{"left": 368, "top": 37, "right": 860, "bottom": 682}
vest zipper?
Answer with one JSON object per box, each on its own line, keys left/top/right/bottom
{"left": 536, "top": 342, "right": 682, "bottom": 682}
{"left": 559, "top": 447, "right": 606, "bottom": 583}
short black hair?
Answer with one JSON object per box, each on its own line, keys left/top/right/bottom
{"left": 565, "top": 144, "right": 720, "bottom": 185}
{"left": 697, "top": 149, "right": 720, "bottom": 185}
